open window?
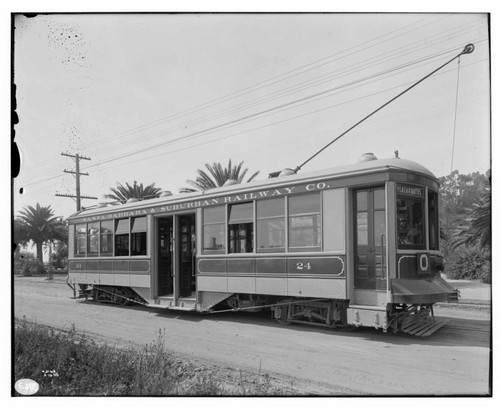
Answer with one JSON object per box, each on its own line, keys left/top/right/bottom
{"left": 228, "top": 202, "right": 254, "bottom": 253}
{"left": 131, "top": 217, "right": 147, "bottom": 256}
{"left": 115, "top": 219, "right": 130, "bottom": 256}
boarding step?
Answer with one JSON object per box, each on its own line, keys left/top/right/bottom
{"left": 347, "top": 305, "right": 388, "bottom": 331}
{"left": 401, "top": 316, "right": 449, "bottom": 337}
{"left": 148, "top": 296, "right": 197, "bottom": 310}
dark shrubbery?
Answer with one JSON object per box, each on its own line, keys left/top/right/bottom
{"left": 445, "top": 245, "right": 491, "bottom": 282}
{"left": 14, "top": 320, "right": 283, "bottom": 396}
{"left": 13, "top": 251, "right": 37, "bottom": 275}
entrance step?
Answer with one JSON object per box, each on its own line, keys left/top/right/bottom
{"left": 347, "top": 305, "right": 388, "bottom": 331}
{"left": 401, "top": 316, "right": 449, "bottom": 336}
{"left": 147, "top": 296, "right": 197, "bottom": 310}
{"left": 172, "top": 297, "right": 197, "bottom": 311}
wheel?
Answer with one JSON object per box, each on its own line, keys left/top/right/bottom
{"left": 273, "top": 303, "right": 291, "bottom": 325}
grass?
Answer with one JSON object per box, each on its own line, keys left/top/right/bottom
{"left": 14, "top": 319, "right": 286, "bottom": 396}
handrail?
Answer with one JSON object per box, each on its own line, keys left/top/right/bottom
{"left": 380, "top": 233, "right": 388, "bottom": 293}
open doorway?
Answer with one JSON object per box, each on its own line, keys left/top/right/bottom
{"left": 178, "top": 214, "right": 196, "bottom": 298}
{"left": 157, "top": 217, "right": 173, "bottom": 296}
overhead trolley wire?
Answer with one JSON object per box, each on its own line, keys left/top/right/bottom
{"left": 88, "top": 23, "right": 487, "bottom": 157}
{"left": 294, "top": 43, "right": 476, "bottom": 172}
{"left": 86, "top": 14, "right": 445, "bottom": 146}
{"left": 25, "top": 19, "right": 485, "bottom": 179}
{"left": 83, "top": 43, "right": 485, "bottom": 172}
{"left": 22, "top": 28, "right": 488, "bottom": 190}
{"left": 87, "top": 55, "right": 487, "bottom": 175}
{"left": 19, "top": 16, "right": 484, "bottom": 182}
{"left": 22, "top": 51, "right": 487, "bottom": 191}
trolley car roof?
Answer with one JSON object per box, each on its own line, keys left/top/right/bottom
{"left": 68, "top": 157, "right": 437, "bottom": 222}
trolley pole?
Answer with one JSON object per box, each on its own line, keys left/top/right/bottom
{"left": 56, "top": 152, "right": 98, "bottom": 211}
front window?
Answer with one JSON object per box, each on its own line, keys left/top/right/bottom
{"left": 288, "top": 193, "right": 321, "bottom": 251}
{"left": 397, "top": 184, "right": 425, "bottom": 249}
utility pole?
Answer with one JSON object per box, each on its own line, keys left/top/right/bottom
{"left": 56, "top": 152, "right": 98, "bottom": 211}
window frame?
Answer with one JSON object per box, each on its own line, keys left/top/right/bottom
{"left": 75, "top": 223, "right": 87, "bottom": 257}
{"left": 427, "top": 188, "right": 440, "bottom": 251}
{"left": 256, "top": 197, "right": 286, "bottom": 253}
{"left": 114, "top": 218, "right": 131, "bottom": 257}
{"left": 228, "top": 202, "right": 255, "bottom": 254}
{"left": 100, "top": 220, "right": 114, "bottom": 256}
{"left": 288, "top": 192, "right": 322, "bottom": 252}
{"left": 130, "top": 216, "right": 147, "bottom": 256}
{"left": 87, "top": 222, "right": 100, "bottom": 257}
{"left": 396, "top": 186, "right": 426, "bottom": 250}
{"left": 202, "top": 206, "right": 226, "bottom": 254}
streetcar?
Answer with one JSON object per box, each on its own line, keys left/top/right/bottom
{"left": 66, "top": 152, "right": 458, "bottom": 336}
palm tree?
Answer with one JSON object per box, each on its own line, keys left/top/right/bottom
{"left": 14, "top": 204, "right": 66, "bottom": 273}
{"left": 448, "top": 188, "right": 491, "bottom": 251}
{"left": 181, "top": 159, "right": 260, "bottom": 192}
{"left": 104, "top": 181, "right": 162, "bottom": 203}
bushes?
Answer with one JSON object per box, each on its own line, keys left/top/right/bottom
{"left": 13, "top": 251, "right": 37, "bottom": 275}
{"left": 14, "top": 321, "right": 216, "bottom": 395}
{"left": 445, "top": 245, "right": 491, "bottom": 282}
{"left": 14, "top": 321, "right": 285, "bottom": 396}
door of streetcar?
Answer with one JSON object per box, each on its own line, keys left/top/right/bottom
{"left": 157, "top": 217, "right": 174, "bottom": 296}
{"left": 354, "top": 187, "right": 387, "bottom": 290}
{"left": 178, "top": 214, "right": 196, "bottom": 298}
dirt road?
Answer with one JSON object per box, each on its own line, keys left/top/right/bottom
{"left": 14, "top": 276, "right": 491, "bottom": 395}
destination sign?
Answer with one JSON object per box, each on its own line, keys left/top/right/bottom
{"left": 396, "top": 184, "right": 424, "bottom": 197}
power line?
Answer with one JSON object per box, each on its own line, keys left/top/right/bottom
{"left": 77, "top": 30, "right": 486, "bottom": 166}
{"left": 19, "top": 21, "right": 487, "bottom": 180}
{"left": 21, "top": 55, "right": 488, "bottom": 190}
{"left": 76, "top": 15, "right": 465, "bottom": 151}
{"left": 89, "top": 15, "right": 442, "bottom": 146}
{"left": 89, "top": 57, "right": 489, "bottom": 176}
{"left": 83, "top": 46, "right": 484, "bottom": 171}
{"left": 294, "top": 44, "right": 475, "bottom": 172}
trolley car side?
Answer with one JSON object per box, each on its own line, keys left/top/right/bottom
{"left": 67, "top": 154, "right": 458, "bottom": 335}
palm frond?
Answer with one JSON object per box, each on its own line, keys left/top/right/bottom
{"left": 182, "top": 159, "right": 260, "bottom": 192}
{"left": 104, "top": 181, "right": 162, "bottom": 203}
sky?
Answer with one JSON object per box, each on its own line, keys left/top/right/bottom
{"left": 11, "top": 12, "right": 490, "bottom": 221}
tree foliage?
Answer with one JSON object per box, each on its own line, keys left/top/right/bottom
{"left": 181, "top": 160, "right": 260, "bottom": 192}
{"left": 447, "top": 188, "right": 491, "bottom": 252}
{"left": 104, "top": 181, "right": 162, "bottom": 203}
{"left": 439, "top": 170, "right": 490, "bottom": 236}
{"left": 14, "top": 203, "right": 67, "bottom": 273}
{"left": 439, "top": 170, "right": 491, "bottom": 281}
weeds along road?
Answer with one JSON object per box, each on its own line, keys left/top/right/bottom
{"left": 14, "top": 276, "right": 491, "bottom": 395}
